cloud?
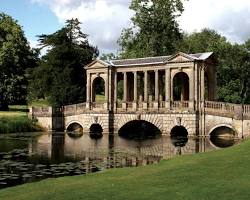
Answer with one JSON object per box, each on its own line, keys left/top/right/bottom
{"left": 31, "top": 0, "right": 133, "bottom": 54}
{"left": 180, "top": 0, "right": 250, "bottom": 44}
{"left": 31, "top": 0, "right": 250, "bottom": 53}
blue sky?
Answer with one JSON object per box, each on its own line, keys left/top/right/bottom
{"left": 1, "top": 0, "right": 61, "bottom": 44}
{"left": 1, "top": 0, "right": 250, "bottom": 54}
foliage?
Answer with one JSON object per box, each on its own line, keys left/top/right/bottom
{"left": 179, "top": 28, "right": 250, "bottom": 103}
{"left": 0, "top": 13, "right": 38, "bottom": 110}
{"left": 28, "top": 19, "right": 99, "bottom": 106}
{"left": 118, "top": 0, "right": 184, "bottom": 58}
{"left": 99, "top": 53, "right": 116, "bottom": 61}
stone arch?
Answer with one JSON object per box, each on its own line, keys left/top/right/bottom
{"left": 118, "top": 119, "right": 162, "bottom": 138}
{"left": 208, "top": 124, "right": 237, "bottom": 137}
{"left": 87, "top": 116, "right": 106, "bottom": 131}
{"left": 117, "top": 114, "right": 163, "bottom": 132}
{"left": 89, "top": 123, "right": 103, "bottom": 133}
{"left": 167, "top": 118, "right": 192, "bottom": 136}
{"left": 172, "top": 71, "right": 190, "bottom": 101}
{"left": 66, "top": 121, "right": 84, "bottom": 132}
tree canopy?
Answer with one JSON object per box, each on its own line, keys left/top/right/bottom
{"left": 118, "top": 0, "right": 184, "bottom": 58}
{"left": 179, "top": 28, "right": 250, "bottom": 104}
{"left": 28, "top": 19, "right": 98, "bottom": 106}
{"left": 0, "top": 13, "right": 37, "bottom": 110}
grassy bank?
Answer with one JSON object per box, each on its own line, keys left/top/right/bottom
{"left": 0, "top": 105, "right": 42, "bottom": 134}
{"left": 1, "top": 139, "right": 250, "bottom": 200}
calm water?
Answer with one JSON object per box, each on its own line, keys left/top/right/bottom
{"left": 0, "top": 133, "right": 240, "bottom": 189}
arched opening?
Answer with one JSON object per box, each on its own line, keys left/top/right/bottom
{"left": 66, "top": 123, "right": 83, "bottom": 133}
{"left": 210, "top": 126, "right": 237, "bottom": 148}
{"left": 118, "top": 120, "right": 161, "bottom": 140}
{"left": 170, "top": 126, "right": 188, "bottom": 147}
{"left": 173, "top": 72, "right": 189, "bottom": 101}
{"left": 92, "top": 77, "right": 105, "bottom": 103}
{"left": 89, "top": 123, "right": 103, "bottom": 139}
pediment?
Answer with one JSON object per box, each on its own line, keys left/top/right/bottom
{"left": 167, "top": 52, "right": 195, "bottom": 63}
{"left": 84, "top": 60, "right": 109, "bottom": 70}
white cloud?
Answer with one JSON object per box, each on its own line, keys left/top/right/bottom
{"left": 31, "top": 0, "right": 133, "bottom": 54}
{"left": 31, "top": 0, "right": 250, "bottom": 53}
{"left": 179, "top": 0, "right": 250, "bottom": 44}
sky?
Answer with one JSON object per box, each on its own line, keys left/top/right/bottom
{"left": 1, "top": 0, "right": 250, "bottom": 55}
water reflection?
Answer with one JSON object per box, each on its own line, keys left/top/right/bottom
{"left": 210, "top": 136, "right": 236, "bottom": 148}
{"left": 0, "top": 132, "right": 241, "bottom": 189}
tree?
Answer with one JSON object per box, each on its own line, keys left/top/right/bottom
{"left": 28, "top": 19, "right": 98, "bottom": 106}
{"left": 0, "top": 13, "right": 37, "bottom": 110}
{"left": 118, "top": 0, "right": 184, "bottom": 58}
{"left": 179, "top": 28, "right": 250, "bottom": 103}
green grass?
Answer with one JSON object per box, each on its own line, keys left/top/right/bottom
{"left": 0, "top": 105, "right": 43, "bottom": 134}
{"left": 0, "top": 115, "right": 43, "bottom": 134}
{"left": 1, "top": 139, "right": 250, "bottom": 199}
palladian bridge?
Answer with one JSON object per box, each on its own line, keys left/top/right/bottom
{"left": 30, "top": 52, "right": 250, "bottom": 138}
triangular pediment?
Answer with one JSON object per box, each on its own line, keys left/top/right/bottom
{"left": 167, "top": 52, "right": 195, "bottom": 63}
{"left": 84, "top": 59, "right": 109, "bottom": 69}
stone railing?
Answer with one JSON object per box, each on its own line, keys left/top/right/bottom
{"left": 29, "top": 107, "right": 52, "bottom": 117}
{"left": 172, "top": 101, "right": 189, "bottom": 110}
{"left": 91, "top": 102, "right": 104, "bottom": 109}
{"left": 204, "top": 101, "right": 250, "bottom": 118}
{"left": 30, "top": 101, "right": 250, "bottom": 118}
{"left": 205, "top": 101, "right": 235, "bottom": 114}
{"left": 63, "top": 103, "right": 86, "bottom": 116}
{"left": 244, "top": 105, "right": 250, "bottom": 114}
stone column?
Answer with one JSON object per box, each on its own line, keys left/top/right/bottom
{"left": 189, "top": 70, "right": 194, "bottom": 110}
{"left": 86, "top": 73, "right": 91, "bottom": 110}
{"left": 165, "top": 68, "right": 171, "bottom": 109}
{"left": 114, "top": 71, "right": 117, "bottom": 110}
{"left": 104, "top": 74, "right": 109, "bottom": 110}
{"left": 201, "top": 64, "right": 205, "bottom": 102}
{"left": 143, "top": 71, "right": 148, "bottom": 109}
{"left": 133, "top": 71, "right": 138, "bottom": 101}
{"left": 122, "top": 72, "right": 127, "bottom": 109}
{"left": 154, "top": 70, "right": 159, "bottom": 109}
{"left": 133, "top": 71, "right": 138, "bottom": 110}
{"left": 194, "top": 63, "right": 198, "bottom": 110}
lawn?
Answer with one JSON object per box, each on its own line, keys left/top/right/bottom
{"left": 1, "top": 138, "right": 250, "bottom": 200}
{"left": 0, "top": 105, "right": 42, "bottom": 133}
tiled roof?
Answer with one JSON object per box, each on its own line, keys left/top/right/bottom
{"left": 103, "top": 52, "right": 213, "bottom": 67}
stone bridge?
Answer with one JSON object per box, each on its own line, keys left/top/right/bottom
{"left": 29, "top": 52, "right": 250, "bottom": 138}
{"left": 30, "top": 100, "right": 250, "bottom": 137}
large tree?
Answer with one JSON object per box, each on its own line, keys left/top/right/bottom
{"left": 179, "top": 28, "right": 250, "bottom": 103}
{"left": 118, "top": 0, "right": 184, "bottom": 58}
{"left": 28, "top": 19, "right": 98, "bottom": 106}
{"left": 0, "top": 13, "right": 37, "bottom": 110}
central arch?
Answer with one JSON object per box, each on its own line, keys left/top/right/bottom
{"left": 118, "top": 120, "right": 161, "bottom": 139}
{"left": 173, "top": 72, "right": 189, "bottom": 101}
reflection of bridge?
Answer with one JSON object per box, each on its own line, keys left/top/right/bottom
{"left": 30, "top": 52, "right": 250, "bottom": 137}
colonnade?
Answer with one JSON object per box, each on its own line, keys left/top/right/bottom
{"left": 85, "top": 52, "right": 217, "bottom": 111}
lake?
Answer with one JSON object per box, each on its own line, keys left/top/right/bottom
{"left": 0, "top": 132, "right": 240, "bottom": 189}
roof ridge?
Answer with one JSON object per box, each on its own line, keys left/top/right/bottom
{"left": 110, "top": 55, "right": 170, "bottom": 62}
